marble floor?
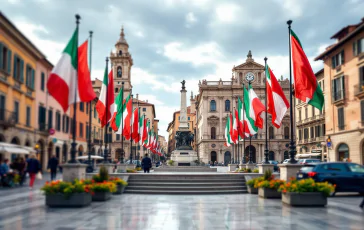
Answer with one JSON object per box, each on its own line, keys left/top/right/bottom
{"left": 0, "top": 182, "right": 363, "bottom": 230}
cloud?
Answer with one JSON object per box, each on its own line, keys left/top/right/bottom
{"left": 185, "top": 12, "right": 197, "bottom": 28}
{"left": 215, "top": 3, "right": 240, "bottom": 23}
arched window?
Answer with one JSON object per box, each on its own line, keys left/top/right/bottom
{"left": 269, "top": 127, "right": 274, "bottom": 139}
{"left": 239, "top": 72, "right": 242, "bottom": 80}
{"left": 119, "top": 50, "right": 122, "bottom": 56}
{"left": 210, "top": 100, "right": 216, "bottom": 111}
{"left": 284, "top": 127, "right": 289, "bottom": 139}
{"left": 211, "top": 127, "right": 216, "bottom": 139}
{"left": 117, "top": 66, "right": 122, "bottom": 78}
{"left": 225, "top": 100, "right": 230, "bottom": 111}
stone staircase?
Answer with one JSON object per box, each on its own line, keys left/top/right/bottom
{"left": 124, "top": 174, "right": 247, "bottom": 194}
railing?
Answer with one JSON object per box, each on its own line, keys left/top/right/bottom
{"left": 332, "top": 90, "right": 344, "bottom": 102}
{"left": 0, "top": 109, "right": 16, "bottom": 127}
{"left": 303, "top": 139, "right": 308, "bottom": 143}
{"left": 38, "top": 123, "right": 49, "bottom": 133}
{"left": 206, "top": 81, "right": 219, "bottom": 86}
{"left": 222, "top": 81, "right": 231, "bottom": 85}
{"left": 354, "top": 84, "right": 364, "bottom": 96}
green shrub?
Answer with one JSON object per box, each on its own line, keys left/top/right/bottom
{"left": 167, "top": 160, "right": 174, "bottom": 166}
{"left": 253, "top": 169, "right": 259, "bottom": 173}
{"left": 246, "top": 168, "right": 252, "bottom": 173}
{"left": 263, "top": 169, "right": 273, "bottom": 180}
{"left": 99, "top": 166, "right": 109, "bottom": 182}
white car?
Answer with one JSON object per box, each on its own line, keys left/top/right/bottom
{"left": 283, "top": 159, "right": 290, "bottom": 164}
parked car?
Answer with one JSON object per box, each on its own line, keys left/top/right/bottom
{"left": 282, "top": 159, "right": 290, "bottom": 164}
{"left": 260, "top": 160, "right": 279, "bottom": 171}
{"left": 298, "top": 159, "right": 321, "bottom": 165}
{"left": 296, "top": 162, "right": 364, "bottom": 195}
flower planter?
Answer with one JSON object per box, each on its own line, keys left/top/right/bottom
{"left": 92, "top": 192, "right": 112, "bottom": 201}
{"left": 282, "top": 192, "right": 327, "bottom": 206}
{"left": 45, "top": 193, "right": 92, "bottom": 207}
{"left": 113, "top": 184, "right": 126, "bottom": 195}
{"left": 258, "top": 187, "right": 281, "bottom": 199}
{"left": 247, "top": 186, "right": 258, "bottom": 194}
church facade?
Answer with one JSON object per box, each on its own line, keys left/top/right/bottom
{"left": 196, "top": 51, "right": 292, "bottom": 164}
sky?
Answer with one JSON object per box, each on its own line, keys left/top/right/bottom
{"left": 1, "top": 0, "right": 363, "bottom": 139}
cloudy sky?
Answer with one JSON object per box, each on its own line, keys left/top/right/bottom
{"left": 1, "top": 0, "right": 363, "bottom": 138}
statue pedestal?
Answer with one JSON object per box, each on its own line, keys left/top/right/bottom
{"left": 171, "top": 150, "right": 198, "bottom": 166}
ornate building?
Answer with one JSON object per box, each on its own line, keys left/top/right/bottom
{"left": 196, "top": 51, "right": 292, "bottom": 164}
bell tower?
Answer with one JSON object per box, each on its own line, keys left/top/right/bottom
{"left": 110, "top": 27, "right": 133, "bottom": 99}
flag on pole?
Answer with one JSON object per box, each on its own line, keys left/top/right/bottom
{"left": 290, "top": 29, "right": 324, "bottom": 110}
{"left": 47, "top": 30, "right": 96, "bottom": 112}
{"left": 224, "top": 115, "right": 232, "bottom": 147}
{"left": 243, "top": 86, "right": 258, "bottom": 135}
{"left": 238, "top": 97, "right": 250, "bottom": 137}
{"left": 110, "top": 87, "right": 123, "bottom": 131}
{"left": 117, "top": 94, "right": 132, "bottom": 140}
{"left": 96, "top": 67, "right": 114, "bottom": 128}
{"left": 140, "top": 117, "right": 147, "bottom": 145}
{"left": 231, "top": 112, "right": 238, "bottom": 144}
{"left": 248, "top": 84, "right": 265, "bottom": 129}
{"left": 131, "top": 108, "right": 140, "bottom": 143}
{"left": 266, "top": 65, "right": 289, "bottom": 128}
{"left": 143, "top": 120, "right": 151, "bottom": 147}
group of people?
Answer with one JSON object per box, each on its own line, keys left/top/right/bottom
{"left": 0, "top": 154, "right": 59, "bottom": 189}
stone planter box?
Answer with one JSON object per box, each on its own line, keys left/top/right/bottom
{"left": 247, "top": 186, "right": 258, "bottom": 194}
{"left": 282, "top": 192, "right": 327, "bottom": 206}
{"left": 92, "top": 191, "right": 112, "bottom": 201}
{"left": 45, "top": 193, "right": 92, "bottom": 207}
{"left": 258, "top": 187, "right": 281, "bottom": 199}
{"left": 113, "top": 184, "right": 126, "bottom": 195}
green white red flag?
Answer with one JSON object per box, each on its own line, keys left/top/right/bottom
{"left": 238, "top": 97, "right": 250, "bottom": 137}
{"left": 131, "top": 108, "right": 140, "bottom": 143}
{"left": 290, "top": 29, "right": 324, "bottom": 110}
{"left": 243, "top": 86, "right": 258, "bottom": 135}
{"left": 139, "top": 116, "right": 147, "bottom": 145}
{"left": 248, "top": 84, "right": 265, "bottom": 129}
{"left": 224, "top": 115, "right": 232, "bottom": 147}
{"left": 96, "top": 66, "right": 114, "bottom": 128}
{"left": 266, "top": 65, "right": 289, "bottom": 128}
{"left": 232, "top": 110, "right": 239, "bottom": 144}
{"left": 47, "top": 29, "right": 96, "bottom": 112}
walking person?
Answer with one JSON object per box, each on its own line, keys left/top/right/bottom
{"left": 141, "top": 154, "right": 152, "bottom": 173}
{"left": 0, "top": 159, "right": 10, "bottom": 186}
{"left": 12, "top": 157, "right": 26, "bottom": 186}
{"left": 26, "top": 155, "right": 41, "bottom": 189}
{"left": 47, "top": 155, "right": 59, "bottom": 181}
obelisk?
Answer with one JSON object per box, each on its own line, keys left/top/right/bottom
{"left": 179, "top": 80, "right": 189, "bottom": 131}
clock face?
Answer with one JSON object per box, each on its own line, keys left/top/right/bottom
{"left": 245, "top": 72, "right": 255, "bottom": 81}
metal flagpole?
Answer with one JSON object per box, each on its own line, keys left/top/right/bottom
{"left": 120, "top": 82, "right": 124, "bottom": 163}
{"left": 70, "top": 14, "right": 81, "bottom": 163}
{"left": 137, "top": 101, "right": 140, "bottom": 161}
{"left": 129, "top": 94, "right": 133, "bottom": 164}
{"left": 287, "top": 20, "right": 297, "bottom": 164}
{"left": 103, "top": 57, "right": 109, "bottom": 163}
{"left": 87, "top": 31, "right": 93, "bottom": 171}
{"left": 242, "top": 84, "right": 246, "bottom": 164}
{"left": 264, "top": 57, "right": 269, "bottom": 164}
{"left": 247, "top": 81, "right": 253, "bottom": 164}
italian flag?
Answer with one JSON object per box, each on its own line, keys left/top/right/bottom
{"left": 110, "top": 87, "right": 124, "bottom": 131}
{"left": 266, "top": 65, "right": 289, "bottom": 128}
{"left": 237, "top": 98, "right": 250, "bottom": 138}
{"left": 96, "top": 66, "right": 114, "bottom": 128}
{"left": 131, "top": 108, "right": 140, "bottom": 143}
{"left": 139, "top": 116, "right": 147, "bottom": 145}
{"left": 224, "top": 115, "right": 232, "bottom": 147}
{"left": 143, "top": 120, "right": 151, "bottom": 147}
{"left": 243, "top": 86, "right": 258, "bottom": 135}
{"left": 248, "top": 84, "right": 265, "bottom": 129}
{"left": 47, "top": 29, "right": 96, "bottom": 112}
{"left": 116, "top": 94, "right": 132, "bottom": 140}
{"left": 231, "top": 111, "right": 239, "bottom": 144}
{"left": 291, "top": 29, "right": 324, "bottom": 110}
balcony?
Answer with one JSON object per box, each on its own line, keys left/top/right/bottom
{"left": 296, "top": 120, "right": 303, "bottom": 126}
{"left": 332, "top": 90, "right": 345, "bottom": 106}
{"left": 0, "top": 109, "right": 16, "bottom": 128}
{"left": 315, "top": 114, "right": 325, "bottom": 120}
{"left": 315, "top": 136, "right": 325, "bottom": 142}
{"left": 354, "top": 84, "right": 364, "bottom": 99}
{"left": 38, "top": 123, "right": 49, "bottom": 136}
{"left": 303, "top": 139, "right": 308, "bottom": 144}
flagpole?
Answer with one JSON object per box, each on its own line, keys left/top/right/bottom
{"left": 87, "top": 31, "right": 93, "bottom": 169}
{"left": 103, "top": 57, "right": 109, "bottom": 163}
{"left": 129, "top": 94, "right": 133, "bottom": 164}
{"left": 247, "top": 81, "right": 253, "bottom": 164}
{"left": 263, "top": 57, "right": 270, "bottom": 164}
{"left": 242, "top": 84, "right": 246, "bottom": 164}
{"left": 287, "top": 20, "right": 297, "bottom": 164}
{"left": 120, "top": 82, "right": 124, "bottom": 163}
{"left": 70, "top": 14, "right": 80, "bottom": 164}
{"left": 137, "top": 101, "right": 140, "bottom": 161}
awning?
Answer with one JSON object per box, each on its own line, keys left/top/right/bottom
{"left": 22, "top": 146, "right": 36, "bottom": 153}
{"left": 76, "top": 155, "right": 103, "bottom": 160}
{"left": 296, "top": 153, "right": 321, "bottom": 158}
{"left": 0, "top": 142, "right": 30, "bottom": 154}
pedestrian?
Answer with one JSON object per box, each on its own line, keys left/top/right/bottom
{"left": 360, "top": 197, "right": 364, "bottom": 210}
{"left": 47, "top": 155, "right": 59, "bottom": 181}
{"left": 12, "top": 157, "right": 26, "bottom": 185}
{"left": 141, "top": 154, "right": 152, "bottom": 173}
{"left": 26, "top": 155, "right": 41, "bottom": 189}
{"left": 0, "top": 159, "right": 10, "bottom": 186}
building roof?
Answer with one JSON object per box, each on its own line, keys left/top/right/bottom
{"left": 315, "top": 68, "right": 324, "bottom": 76}
{"left": 315, "top": 18, "right": 364, "bottom": 60}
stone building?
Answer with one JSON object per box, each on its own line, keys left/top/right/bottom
{"left": 196, "top": 51, "right": 292, "bottom": 164}
{"left": 315, "top": 17, "right": 364, "bottom": 164}
{"left": 295, "top": 69, "right": 326, "bottom": 160}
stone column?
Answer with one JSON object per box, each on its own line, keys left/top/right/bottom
{"left": 62, "top": 163, "right": 88, "bottom": 182}
{"left": 219, "top": 96, "right": 223, "bottom": 138}
{"left": 278, "top": 164, "right": 303, "bottom": 181}
{"left": 203, "top": 96, "right": 209, "bottom": 138}
{"left": 179, "top": 85, "right": 188, "bottom": 130}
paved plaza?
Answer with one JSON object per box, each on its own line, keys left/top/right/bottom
{"left": 0, "top": 180, "right": 363, "bottom": 230}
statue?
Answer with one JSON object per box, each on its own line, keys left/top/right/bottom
{"left": 181, "top": 80, "right": 186, "bottom": 90}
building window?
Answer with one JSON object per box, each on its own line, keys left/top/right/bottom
{"left": 331, "top": 50, "right": 344, "bottom": 68}
{"left": 359, "top": 66, "right": 364, "bottom": 90}
{"left": 115, "top": 88, "right": 119, "bottom": 93}
{"left": 188, "top": 117, "right": 190, "bottom": 121}
{"left": 86, "top": 123, "right": 89, "bottom": 139}
{"left": 41, "top": 72, "right": 45, "bottom": 91}
{"left": 322, "top": 124, "right": 325, "bottom": 136}
{"left": 86, "top": 103, "right": 89, "bottom": 114}
{"left": 225, "top": 100, "right": 230, "bottom": 111}
{"left": 298, "top": 109, "right": 301, "bottom": 121}
{"left": 338, "top": 143, "right": 349, "bottom": 161}
{"left": 210, "top": 100, "right": 216, "bottom": 111}
{"left": 361, "top": 100, "right": 364, "bottom": 125}
{"left": 62, "top": 115, "right": 66, "bottom": 132}
{"left": 338, "top": 107, "right": 344, "bottom": 130}
{"left": 310, "top": 127, "right": 314, "bottom": 138}
{"left": 303, "top": 128, "right": 308, "bottom": 140}
{"left": 269, "top": 126, "right": 274, "bottom": 139}
{"left": 211, "top": 127, "right": 216, "bottom": 139}
{"left": 353, "top": 38, "right": 363, "bottom": 56}
{"left": 0, "top": 43, "right": 12, "bottom": 74}
{"left": 13, "top": 55, "right": 24, "bottom": 83}
{"left": 332, "top": 76, "right": 345, "bottom": 102}
{"left": 79, "top": 123, "right": 84, "bottom": 137}
{"left": 26, "top": 106, "right": 31, "bottom": 127}
{"left": 0, "top": 95, "right": 5, "bottom": 121}
{"left": 80, "top": 102, "right": 84, "bottom": 112}
{"left": 94, "top": 106, "right": 97, "bottom": 119}
{"left": 116, "top": 134, "right": 121, "bottom": 141}
{"left": 48, "top": 109, "right": 53, "bottom": 129}
{"left": 117, "top": 66, "right": 122, "bottom": 78}
{"left": 315, "top": 125, "right": 321, "bottom": 138}
{"left": 284, "top": 127, "right": 289, "bottom": 139}
{"left": 25, "top": 64, "right": 35, "bottom": 89}
{"left": 143, "top": 108, "right": 146, "bottom": 112}
{"left": 13, "top": 101, "right": 19, "bottom": 123}
{"left": 305, "top": 107, "right": 308, "bottom": 119}
{"left": 38, "top": 105, "right": 46, "bottom": 130}
{"left": 55, "top": 111, "right": 61, "bottom": 131}
{"left": 312, "top": 108, "right": 315, "bottom": 117}
{"left": 298, "top": 129, "right": 302, "bottom": 140}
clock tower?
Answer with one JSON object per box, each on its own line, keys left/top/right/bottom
{"left": 110, "top": 27, "right": 133, "bottom": 99}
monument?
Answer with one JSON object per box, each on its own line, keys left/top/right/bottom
{"left": 171, "top": 80, "right": 198, "bottom": 166}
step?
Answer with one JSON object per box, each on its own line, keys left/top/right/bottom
{"left": 126, "top": 185, "right": 246, "bottom": 191}
{"left": 127, "top": 182, "right": 246, "bottom": 187}
{"left": 128, "top": 179, "right": 245, "bottom": 183}
{"left": 124, "top": 189, "right": 247, "bottom": 195}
